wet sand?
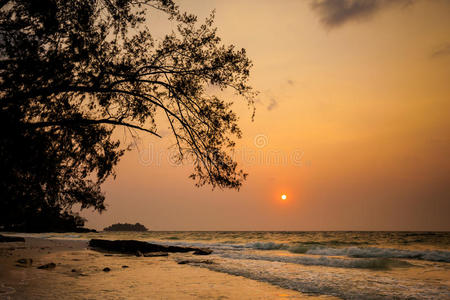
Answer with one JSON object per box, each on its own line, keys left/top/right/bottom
{"left": 0, "top": 237, "right": 337, "bottom": 299}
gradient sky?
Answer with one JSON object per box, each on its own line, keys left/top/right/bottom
{"left": 81, "top": 0, "right": 450, "bottom": 231}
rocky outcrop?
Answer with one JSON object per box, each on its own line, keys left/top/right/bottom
{"left": 88, "top": 239, "right": 212, "bottom": 255}
{"left": 143, "top": 252, "right": 169, "bottom": 257}
{"left": 177, "top": 259, "right": 214, "bottom": 265}
{"left": 193, "top": 248, "right": 213, "bottom": 255}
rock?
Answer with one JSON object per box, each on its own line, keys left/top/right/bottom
{"left": 103, "top": 267, "right": 111, "bottom": 272}
{"left": 143, "top": 252, "right": 168, "bottom": 257}
{"left": 177, "top": 259, "right": 214, "bottom": 265}
{"left": 16, "top": 258, "right": 33, "bottom": 266}
{"left": 37, "top": 263, "right": 56, "bottom": 269}
{"left": 193, "top": 248, "right": 213, "bottom": 255}
{"left": 15, "top": 258, "right": 33, "bottom": 268}
{"left": 135, "top": 250, "right": 143, "bottom": 257}
{"left": 122, "top": 265, "right": 129, "bottom": 268}
{"left": 71, "top": 269, "right": 77, "bottom": 272}
{"left": 0, "top": 234, "right": 25, "bottom": 243}
{"left": 89, "top": 239, "right": 210, "bottom": 255}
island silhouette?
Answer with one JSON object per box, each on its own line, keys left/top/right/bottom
{"left": 103, "top": 223, "right": 149, "bottom": 232}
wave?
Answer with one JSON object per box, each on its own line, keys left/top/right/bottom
{"left": 219, "top": 252, "right": 412, "bottom": 270}
{"left": 245, "top": 242, "right": 450, "bottom": 263}
{"left": 137, "top": 239, "right": 450, "bottom": 263}
{"left": 246, "top": 242, "right": 288, "bottom": 250}
{"left": 246, "top": 240, "right": 369, "bottom": 251}
{"left": 305, "top": 247, "right": 450, "bottom": 263}
{"left": 195, "top": 259, "right": 445, "bottom": 299}
{"left": 293, "top": 240, "right": 370, "bottom": 247}
{"left": 287, "top": 244, "right": 309, "bottom": 253}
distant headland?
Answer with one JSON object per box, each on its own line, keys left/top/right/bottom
{"left": 103, "top": 223, "right": 149, "bottom": 232}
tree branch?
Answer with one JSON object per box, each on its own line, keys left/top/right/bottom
{"left": 25, "top": 118, "right": 162, "bottom": 138}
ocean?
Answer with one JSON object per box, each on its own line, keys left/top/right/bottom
{"left": 13, "top": 231, "right": 450, "bottom": 299}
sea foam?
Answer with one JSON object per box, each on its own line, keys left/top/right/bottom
{"left": 305, "top": 246, "right": 450, "bottom": 263}
{"left": 219, "top": 252, "right": 412, "bottom": 270}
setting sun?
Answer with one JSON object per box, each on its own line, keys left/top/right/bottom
{"left": 281, "top": 194, "right": 287, "bottom": 200}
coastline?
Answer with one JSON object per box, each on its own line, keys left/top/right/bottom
{"left": 0, "top": 236, "right": 336, "bottom": 299}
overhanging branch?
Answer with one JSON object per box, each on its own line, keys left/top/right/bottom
{"left": 25, "top": 118, "right": 162, "bottom": 138}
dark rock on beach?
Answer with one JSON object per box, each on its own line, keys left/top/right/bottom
{"left": 103, "top": 267, "right": 111, "bottom": 272}
{"left": 89, "top": 239, "right": 212, "bottom": 255}
{"left": 0, "top": 234, "right": 25, "bottom": 243}
{"left": 143, "top": 252, "right": 169, "bottom": 257}
{"left": 17, "top": 258, "right": 32, "bottom": 265}
{"left": 177, "top": 259, "right": 214, "bottom": 265}
{"left": 16, "top": 258, "right": 33, "bottom": 267}
{"left": 37, "top": 262, "right": 56, "bottom": 269}
{"left": 193, "top": 248, "right": 213, "bottom": 255}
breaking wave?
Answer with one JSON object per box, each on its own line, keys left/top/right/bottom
{"left": 305, "top": 247, "right": 450, "bottom": 263}
{"left": 243, "top": 242, "right": 450, "bottom": 263}
{"left": 142, "top": 239, "right": 450, "bottom": 263}
{"left": 219, "top": 252, "right": 412, "bottom": 270}
{"left": 197, "top": 259, "right": 448, "bottom": 300}
{"left": 246, "top": 242, "right": 287, "bottom": 250}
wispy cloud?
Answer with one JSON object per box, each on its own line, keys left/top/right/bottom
{"left": 431, "top": 43, "right": 450, "bottom": 58}
{"left": 311, "top": 0, "right": 416, "bottom": 28}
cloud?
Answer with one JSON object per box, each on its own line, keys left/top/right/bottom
{"left": 431, "top": 43, "right": 450, "bottom": 58}
{"left": 310, "top": 0, "right": 416, "bottom": 28}
{"left": 267, "top": 98, "right": 278, "bottom": 111}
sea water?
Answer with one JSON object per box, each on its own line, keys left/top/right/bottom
{"left": 26, "top": 231, "right": 450, "bottom": 299}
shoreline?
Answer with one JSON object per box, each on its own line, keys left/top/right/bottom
{"left": 0, "top": 236, "right": 336, "bottom": 299}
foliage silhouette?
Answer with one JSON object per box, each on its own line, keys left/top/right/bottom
{"left": 0, "top": 0, "right": 254, "bottom": 231}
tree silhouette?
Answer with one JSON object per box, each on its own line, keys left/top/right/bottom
{"left": 0, "top": 0, "right": 254, "bottom": 231}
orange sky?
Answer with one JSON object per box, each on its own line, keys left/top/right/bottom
{"left": 82, "top": 0, "right": 450, "bottom": 231}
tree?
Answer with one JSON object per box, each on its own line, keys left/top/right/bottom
{"left": 0, "top": 0, "right": 254, "bottom": 230}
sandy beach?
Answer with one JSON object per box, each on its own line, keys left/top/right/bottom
{"left": 0, "top": 236, "right": 336, "bottom": 299}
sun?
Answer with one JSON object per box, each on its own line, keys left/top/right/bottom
{"left": 281, "top": 194, "right": 287, "bottom": 200}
